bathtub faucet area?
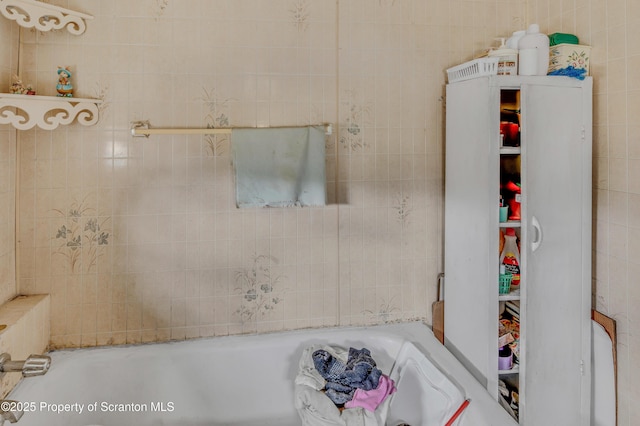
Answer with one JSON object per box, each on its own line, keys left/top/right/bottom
{"left": 0, "top": 352, "right": 51, "bottom": 426}
{"left": 0, "top": 354, "right": 50, "bottom": 377}
{"left": 0, "top": 400, "right": 23, "bottom": 423}
{"left": 0, "top": 354, "right": 51, "bottom": 424}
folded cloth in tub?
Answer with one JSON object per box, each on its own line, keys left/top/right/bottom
{"left": 345, "top": 375, "right": 396, "bottom": 412}
{"left": 312, "top": 347, "right": 383, "bottom": 405}
{"left": 295, "top": 345, "right": 391, "bottom": 426}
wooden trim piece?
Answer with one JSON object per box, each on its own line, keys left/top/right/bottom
{"left": 592, "top": 309, "right": 617, "bottom": 425}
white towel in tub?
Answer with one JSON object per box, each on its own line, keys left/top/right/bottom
{"left": 232, "top": 126, "right": 326, "bottom": 208}
{"left": 295, "top": 345, "right": 385, "bottom": 426}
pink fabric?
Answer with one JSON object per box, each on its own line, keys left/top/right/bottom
{"left": 344, "top": 374, "right": 396, "bottom": 412}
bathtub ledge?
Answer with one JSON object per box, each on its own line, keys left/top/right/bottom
{"left": 0, "top": 294, "right": 50, "bottom": 398}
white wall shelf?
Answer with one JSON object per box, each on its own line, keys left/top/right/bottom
{"left": 0, "top": 0, "right": 93, "bottom": 35}
{"left": 0, "top": 93, "right": 102, "bottom": 130}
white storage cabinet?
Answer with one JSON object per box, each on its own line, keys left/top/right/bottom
{"left": 443, "top": 75, "right": 592, "bottom": 425}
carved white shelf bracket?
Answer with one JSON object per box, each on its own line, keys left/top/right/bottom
{"left": 0, "top": 0, "right": 93, "bottom": 35}
{"left": 0, "top": 93, "right": 102, "bottom": 130}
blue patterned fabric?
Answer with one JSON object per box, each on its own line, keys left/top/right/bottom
{"left": 312, "top": 347, "right": 382, "bottom": 406}
{"left": 548, "top": 65, "right": 587, "bottom": 80}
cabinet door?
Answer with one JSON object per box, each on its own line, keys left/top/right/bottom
{"left": 521, "top": 82, "right": 591, "bottom": 425}
{"left": 444, "top": 78, "right": 500, "bottom": 393}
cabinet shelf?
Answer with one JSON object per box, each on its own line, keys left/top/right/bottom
{"left": 500, "top": 146, "right": 521, "bottom": 155}
{"left": 499, "top": 220, "right": 521, "bottom": 228}
{"left": 0, "top": 0, "right": 93, "bottom": 35}
{"left": 0, "top": 93, "right": 102, "bottom": 130}
{"left": 499, "top": 365, "right": 520, "bottom": 375}
{"left": 498, "top": 287, "right": 520, "bottom": 301}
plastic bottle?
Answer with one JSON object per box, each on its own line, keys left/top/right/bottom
{"left": 517, "top": 24, "right": 550, "bottom": 76}
{"left": 488, "top": 38, "right": 518, "bottom": 76}
{"left": 500, "top": 228, "right": 521, "bottom": 286}
{"left": 506, "top": 30, "right": 525, "bottom": 50}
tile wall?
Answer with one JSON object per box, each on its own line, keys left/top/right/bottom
{"left": 526, "top": 0, "right": 640, "bottom": 424}
{"left": 11, "top": 0, "right": 523, "bottom": 349}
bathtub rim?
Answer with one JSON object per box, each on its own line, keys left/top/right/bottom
{"left": 44, "top": 321, "right": 426, "bottom": 355}
{"left": 8, "top": 321, "right": 518, "bottom": 426}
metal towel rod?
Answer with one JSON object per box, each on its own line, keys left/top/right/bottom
{"left": 130, "top": 121, "right": 332, "bottom": 138}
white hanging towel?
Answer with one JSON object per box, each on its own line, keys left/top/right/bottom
{"left": 232, "top": 126, "right": 326, "bottom": 208}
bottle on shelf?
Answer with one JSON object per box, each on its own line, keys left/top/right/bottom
{"left": 502, "top": 181, "right": 521, "bottom": 220}
{"left": 506, "top": 30, "right": 525, "bottom": 51}
{"left": 489, "top": 38, "right": 518, "bottom": 76}
{"left": 518, "top": 24, "right": 550, "bottom": 76}
{"left": 500, "top": 228, "right": 521, "bottom": 288}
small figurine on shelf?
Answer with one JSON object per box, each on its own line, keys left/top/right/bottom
{"left": 56, "top": 66, "right": 74, "bottom": 97}
{"left": 9, "top": 74, "right": 35, "bottom": 95}
{"left": 9, "top": 75, "right": 25, "bottom": 94}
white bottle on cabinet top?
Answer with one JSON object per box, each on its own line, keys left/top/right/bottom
{"left": 489, "top": 38, "right": 518, "bottom": 76}
{"left": 518, "top": 24, "right": 550, "bottom": 76}
{"left": 507, "top": 30, "right": 525, "bottom": 50}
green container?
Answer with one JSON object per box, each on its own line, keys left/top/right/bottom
{"left": 499, "top": 274, "right": 513, "bottom": 295}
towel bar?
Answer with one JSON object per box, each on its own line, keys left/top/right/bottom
{"left": 131, "top": 121, "right": 332, "bottom": 138}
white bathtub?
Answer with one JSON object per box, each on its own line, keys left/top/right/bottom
{"left": 7, "top": 322, "right": 515, "bottom": 426}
